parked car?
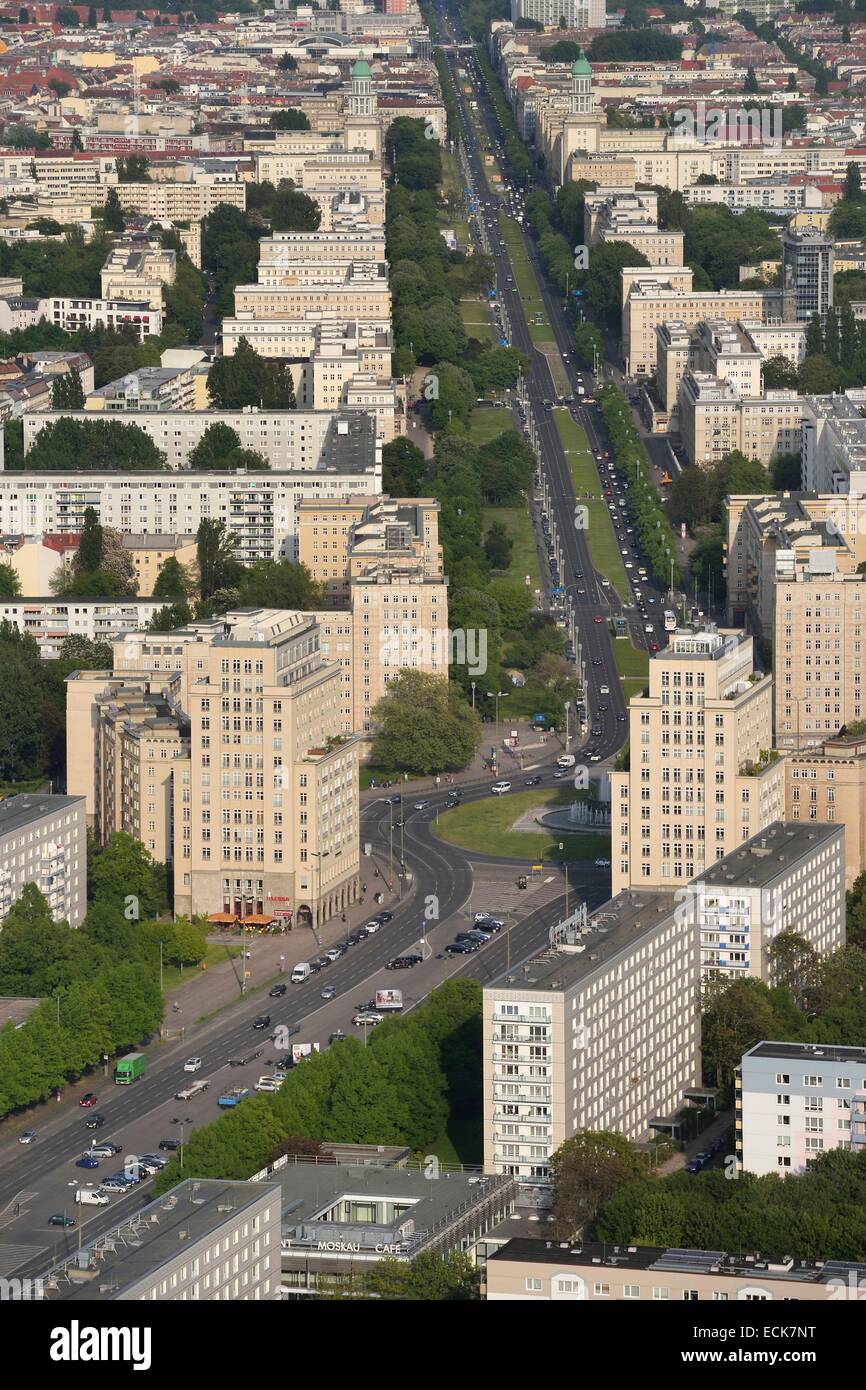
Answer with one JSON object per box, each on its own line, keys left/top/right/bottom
{"left": 79, "top": 1093, "right": 98, "bottom": 1108}
{"left": 363, "top": 920, "right": 382, "bottom": 935}
{"left": 48, "top": 1214, "right": 76, "bottom": 1228}
{"left": 158, "top": 1138, "right": 181, "bottom": 1152}
{"left": 100, "top": 1176, "right": 131, "bottom": 1193}
{"left": 255, "top": 1076, "right": 278, "bottom": 1093}
{"left": 686, "top": 1159, "right": 703, "bottom": 1175}
{"left": 445, "top": 940, "right": 476, "bottom": 955}
{"left": 329, "top": 1030, "right": 348, "bottom": 1044}
{"left": 252, "top": 1015, "right": 270, "bottom": 1030}
{"left": 374, "top": 911, "right": 394, "bottom": 923}
{"left": 269, "top": 983, "right": 287, "bottom": 998}
{"left": 89, "top": 1142, "right": 122, "bottom": 1158}
{"left": 352, "top": 1012, "right": 384, "bottom": 1027}
{"left": 138, "top": 1154, "right": 167, "bottom": 1171}
{"left": 75, "top": 1155, "right": 100, "bottom": 1169}
{"left": 324, "top": 948, "right": 342, "bottom": 963}
{"left": 387, "top": 955, "right": 422, "bottom": 970}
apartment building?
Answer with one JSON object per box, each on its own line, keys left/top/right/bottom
{"left": 511, "top": 0, "right": 605, "bottom": 24}
{"left": 0, "top": 465, "right": 382, "bottom": 567}
{"left": 0, "top": 793, "right": 87, "bottom": 927}
{"left": 47, "top": 296, "right": 162, "bottom": 341}
{"left": 483, "top": 891, "right": 702, "bottom": 1178}
{"left": 313, "top": 188, "right": 386, "bottom": 232}
{"left": 685, "top": 821, "right": 844, "bottom": 983}
{"left": 233, "top": 270, "right": 391, "bottom": 323}
{"left": 725, "top": 492, "right": 865, "bottom": 642}
{"left": 0, "top": 596, "right": 163, "bottom": 659}
{"left": 45, "top": 1179, "right": 282, "bottom": 1302}
{"left": 100, "top": 245, "right": 177, "bottom": 311}
{"left": 775, "top": 567, "right": 866, "bottom": 749}
{"left": 297, "top": 495, "right": 441, "bottom": 604}
{"left": 121, "top": 533, "right": 197, "bottom": 598}
{"left": 256, "top": 230, "right": 387, "bottom": 270}
{"left": 585, "top": 190, "right": 684, "bottom": 267}
{"left": 623, "top": 280, "right": 779, "bottom": 376}
{"left": 785, "top": 732, "right": 866, "bottom": 887}
{"left": 609, "top": 627, "right": 784, "bottom": 896}
{"left": 683, "top": 180, "right": 827, "bottom": 213}
{"left": 84, "top": 365, "right": 211, "bottom": 413}
{"left": 220, "top": 313, "right": 393, "bottom": 365}
{"left": 678, "top": 371, "right": 802, "bottom": 469}
{"left": 24, "top": 406, "right": 379, "bottom": 473}
{"left": 113, "top": 180, "right": 246, "bottom": 221}
{"left": 801, "top": 393, "right": 866, "bottom": 495}
{"left": 90, "top": 682, "right": 188, "bottom": 863}
{"left": 738, "top": 1041, "right": 866, "bottom": 1176}
{"left": 486, "top": 1237, "right": 866, "bottom": 1302}
{"left": 781, "top": 226, "right": 834, "bottom": 322}
{"left": 0, "top": 532, "right": 79, "bottom": 597}
{"left": 69, "top": 609, "right": 361, "bottom": 925}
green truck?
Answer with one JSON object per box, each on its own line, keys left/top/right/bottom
{"left": 114, "top": 1052, "right": 146, "bottom": 1085}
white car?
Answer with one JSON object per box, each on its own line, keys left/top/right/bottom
{"left": 599, "top": 684, "right": 610, "bottom": 695}
{"left": 255, "top": 1076, "right": 278, "bottom": 1093}
{"left": 183, "top": 1057, "right": 202, "bottom": 1073}
{"left": 363, "top": 920, "right": 381, "bottom": 935}
{"left": 18, "top": 1130, "right": 36, "bottom": 1144}
{"left": 353, "top": 1012, "right": 384, "bottom": 1027}
{"left": 325, "top": 947, "right": 342, "bottom": 962}
{"left": 491, "top": 781, "right": 512, "bottom": 795}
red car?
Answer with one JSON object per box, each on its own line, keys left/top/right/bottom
{"left": 79, "top": 1093, "right": 98, "bottom": 1108}
{"left": 649, "top": 642, "right": 660, "bottom": 652}
{"left": 593, "top": 615, "right": 604, "bottom": 624}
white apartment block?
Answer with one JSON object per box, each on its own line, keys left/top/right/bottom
{"left": 801, "top": 393, "right": 866, "bottom": 495}
{"left": 0, "top": 467, "right": 382, "bottom": 566}
{"left": 47, "top": 297, "right": 162, "bottom": 341}
{"left": 738, "top": 1041, "right": 866, "bottom": 1176}
{"left": 683, "top": 181, "right": 826, "bottom": 212}
{"left": 0, "top": 597, "right": 163, "bottom": 659}
{"left": 0, "top": 794, "right": 87, "bottom": 927}
{"left": 233, "top": 272, "right": 391, "bottom": 323}
{"left": 684, "top": 821, "right": 845, "bottom": 983}
{"left": 511, "top": 0, "right": 605, "bottom": 24}
{"left": 623, "top": 279, "right": 779, "bottom": 376}
{"left": 610, "top": 628, "right": 784, "bottom": 896}
{"left": 113, "top": 180, "right": 246, "bottom": 221}
{"left": 256, "top": 230, "right": 387, "bottom": 269}
{"left": 23, "top": 407, "right": 379, "bottom": 473}
{"left": 678, "top": 371, "right": 802, "bottom": 469}
{"left": 775, "top": 568, "right": 866, "bottom": 750}
{"left": 483, "top": 891, "right": 702, "bottom": 1179}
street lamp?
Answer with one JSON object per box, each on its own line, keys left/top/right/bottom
{"left": 486, "top": 689, "right": 508, "bottom": 756}
{"left": 470, "top": 681, "right": 476, "bottom": 710}
{"left": 564, "top": 700, "right": 572, "bottom": 751}
{"left": 558, "top": 841, "right": 570, "bottom": 920}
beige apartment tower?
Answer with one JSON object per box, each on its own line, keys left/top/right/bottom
{"left": 775, "top": 569, "right": 866, "bottom": 750}
{"left": 610, "top": 627, "right": 784, "bottom": 895}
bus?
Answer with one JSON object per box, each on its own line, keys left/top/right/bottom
{"left": 663, "top": 610, "right": 677, "bottom": 632}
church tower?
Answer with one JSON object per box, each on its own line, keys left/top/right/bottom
{"left": 569, "top": 50, "right": 594, "bottom": 116}
{"left": 349, "top": 59, "right": 375, "bottom": 119}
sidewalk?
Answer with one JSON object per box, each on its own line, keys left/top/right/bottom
{"left": 657, "top": 1108, "right": 734, "bottom": 1177}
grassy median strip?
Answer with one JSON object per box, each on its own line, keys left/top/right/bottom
{"left": 554, "top": 409, "right": 630, "bottom": 604}
{"left": 461, "top": 297, "right": 495, "bottom": 342}
{"left": 498, "top": 214, "right": 557, "bottom": 345}
{"left": 612, "top": 638, "right": 649, "bottom": 681}
{"left": 433, "top": 787, "right": 611, "bottom": 862}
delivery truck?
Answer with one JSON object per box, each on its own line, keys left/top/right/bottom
{"left": 114, "top": 1052, "right": 146, "bottom": 1084}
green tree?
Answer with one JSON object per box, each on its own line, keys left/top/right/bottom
{"left": 844, "top": 161, "right": 863, "bottom": 204}
{"left": 365, "top": 1250, "right": 479, "bottom": 1300}
{"left": 206, "top": 338, "right": 296, "bottom": 410}
{"left": 89, "top": 831, "right": 166, "bottom": 919}
{"left": 148, "top": 602, "right": 193, "bottom": 632}
{"left": 484, "top": 520, "right": 513, "bottom": 570}
{"left": 770, "top": 452, "right": 801, "bottom": 489}
{"left": 744, "top": 65, "right": 760, "bottom": 94}
{"left": 76, "top": 506, "right": 103, "bottom": 574}
{"left": 196, "top": 518, "right": 241, "bottom": 601}
{"left": 761, "top": 354, "right": 798, "bottom": 390}
{"left": 24, "top": 418, "right": 166, "bottom": 473}
{"left": 87, "top": 4, "right": 97, "bottom": 23}
{"left": 0, "top": 622, "right": 46, "bottom": 780}
{"left": 277, "top": 53, "right": 297, "bottom": 71}
{"left": 70, "top": 129, "right": 84, "bottom": 152}
{"left": 237, "top": 560, "right": 325, "bottom": 610}
{"left": 268, "top": 185, "right": 321, "bottom": 232}
{"left": 0, "top": 562, "right": 21, "bottom": 597}
{"left": 102, "top": 186, "right": 124, "bottom": 234}
{"left": 188, "top": 422, "right": 244, "bottom": 470}
{"left": 702, "top": 977, "right": 781, "bottom": 1087}
{"left": 798, "top": 353, "right": 838, "bottom": 395}
{"left": 151, "top": 555, "right": 192, "bottom": 602}
{"left": 382, "top": 436, "right": 427, "bottom": 495}
{"left": 766, "top": 931, "right": 820, "bottom": 1014}
{"left": 586, "top": 241, "right": 650, "bottom": 324}
{"left": 269, "top": 109, "right": 311, "bottom": 131}
{"left": 549, "top": 1130, "right": 651, "bottom": 1237}
{"left": 57, "top": 634, "right": 112, "bottom": 667}
{"left": 371, "top": 670, "right": 482, "bottom": 774}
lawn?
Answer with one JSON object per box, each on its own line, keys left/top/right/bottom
{"left": 433, "top": 787, "right": 611, "bottom": 863}
{"left": 428, "top": 1112, "right": 483, "bottom": 1167}
{"left": 0, "top": 776, "right": 49, "bottom": 799}
{"left": 163, "top": 941, "right": 241, "bottom": 994}
{"left": 621, "top": 677, "right": 648, "bottom": 704}
{"left": 438, "top": 149, "right": 470, "bottom": 248}
{"left": 554, "top": 410, "right": 631, "bottom": 603}
{"left": 612, "top": 638, "right": 649, "bottom": 681}
{"left": 360, "top": 765, "right": 421, "bottom": 790}
{"left": 461, "top": 297, "right": 495, "bottom": 343}
{"left": 483, "top": 505, "right": 540, "bottom": 590}
{"left": 469, "top": 406, "right": 513, "bottom": 444}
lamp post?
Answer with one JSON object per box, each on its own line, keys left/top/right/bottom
{"left": 487, "top": 689, "right": 508, "bottom": 755}
{"left": 558, "top": 841, "right": 570, "bottom": 920}
{"left": 564, "top": 700, "right": 572, "bottom": 752}
{"left": 470, "top": 681, "right": 476, "bottom": 711}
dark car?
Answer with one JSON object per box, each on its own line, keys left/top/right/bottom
{"left": 375, "top": 911, "right": 394, "bottom": 923}
{"left": 252, "top": 1015, "right": 270, "bottom": 1030}
{"left": 347, "top": 930, "right": 365, "bottom": 946}
{"left": 445, "top": 940, "right": 477, "bottom": 955}
{"left": 159, "top": 1138, "right": 181, "bottom": 1152}
{"left": 48, "top": 1214, "right": 75, "bottom": 1228}
{"left": 389, "top": 794, "right": 402, "bottom": 804}
{"left": 474, "top": 918, "right": 504, "bottom": 934}
{"left": 329, "top": 1030, "right": 348, "bottom": 1044}
{"left": 229, "top": 1047, "right": 263, "bottom": 1066}
{"left": 84, "top": 1114, "right": 105, "bottom": 1130}
{"left": 78, "top": 1093, "right": 98, "bottom": 1108}
{"left": 315, "top": 955, "right": 331, "bottom": 969}
{"left": 524, "top": 775, "right": 542, "bottom": 786}
{"left": 75, "top": 1155, "right": 100, "bottom": 1169}
{"left": 269, "top": 983, "right": 287, "bottom": 998}
{"left": 685, "top": 1159, "right": 703, "bottom": 1175}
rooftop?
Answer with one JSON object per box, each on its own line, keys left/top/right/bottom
{"left": 693, "top": 821, "right": 841, "bottom": 893}
{"left": 0, "top": 793, "right": 84, "bottom": 836}
{"left": 745, "top": 1040, "right": 866, "bottom": 1065}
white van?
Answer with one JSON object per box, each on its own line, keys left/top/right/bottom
{"left": 291, "top": 962, "right": 312, "bottom": 983}
{"left": 76, "top": 1188, "right": 109, "bottom": 1206}
{"left": 556, "top": 754, "right": 576, "bottom": 768}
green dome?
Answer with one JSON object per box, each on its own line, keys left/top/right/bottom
{"left": 572, "top": 49, "right": 591, "bottom": 77}
{"left": 352, "top": 60, "right": 372, "bottom": 78}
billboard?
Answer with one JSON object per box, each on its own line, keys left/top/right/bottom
{"left": 374, "top": 990, "right": 404, "bottom": 1011}
{"left": 292, "top": 1042, "right": 320, "bottom": 1064}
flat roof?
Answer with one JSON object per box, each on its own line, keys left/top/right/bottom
{"left": 488, "top": 1237, "right": 866, "bottom": 1285}
{"left": 693, "top": 821, "right": 841, "bottom": 892}
{"left": 745, "top": 1040, "right": 866, "bottom": 1064}
{"left": 488, "top": 890, "right": 679, "bottom": 995}
{"left": 0, "top": 793, "right": 84, "bottom": 835}
{"left": 56, "top": 1180, "right": 279, "bottom": 1300}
